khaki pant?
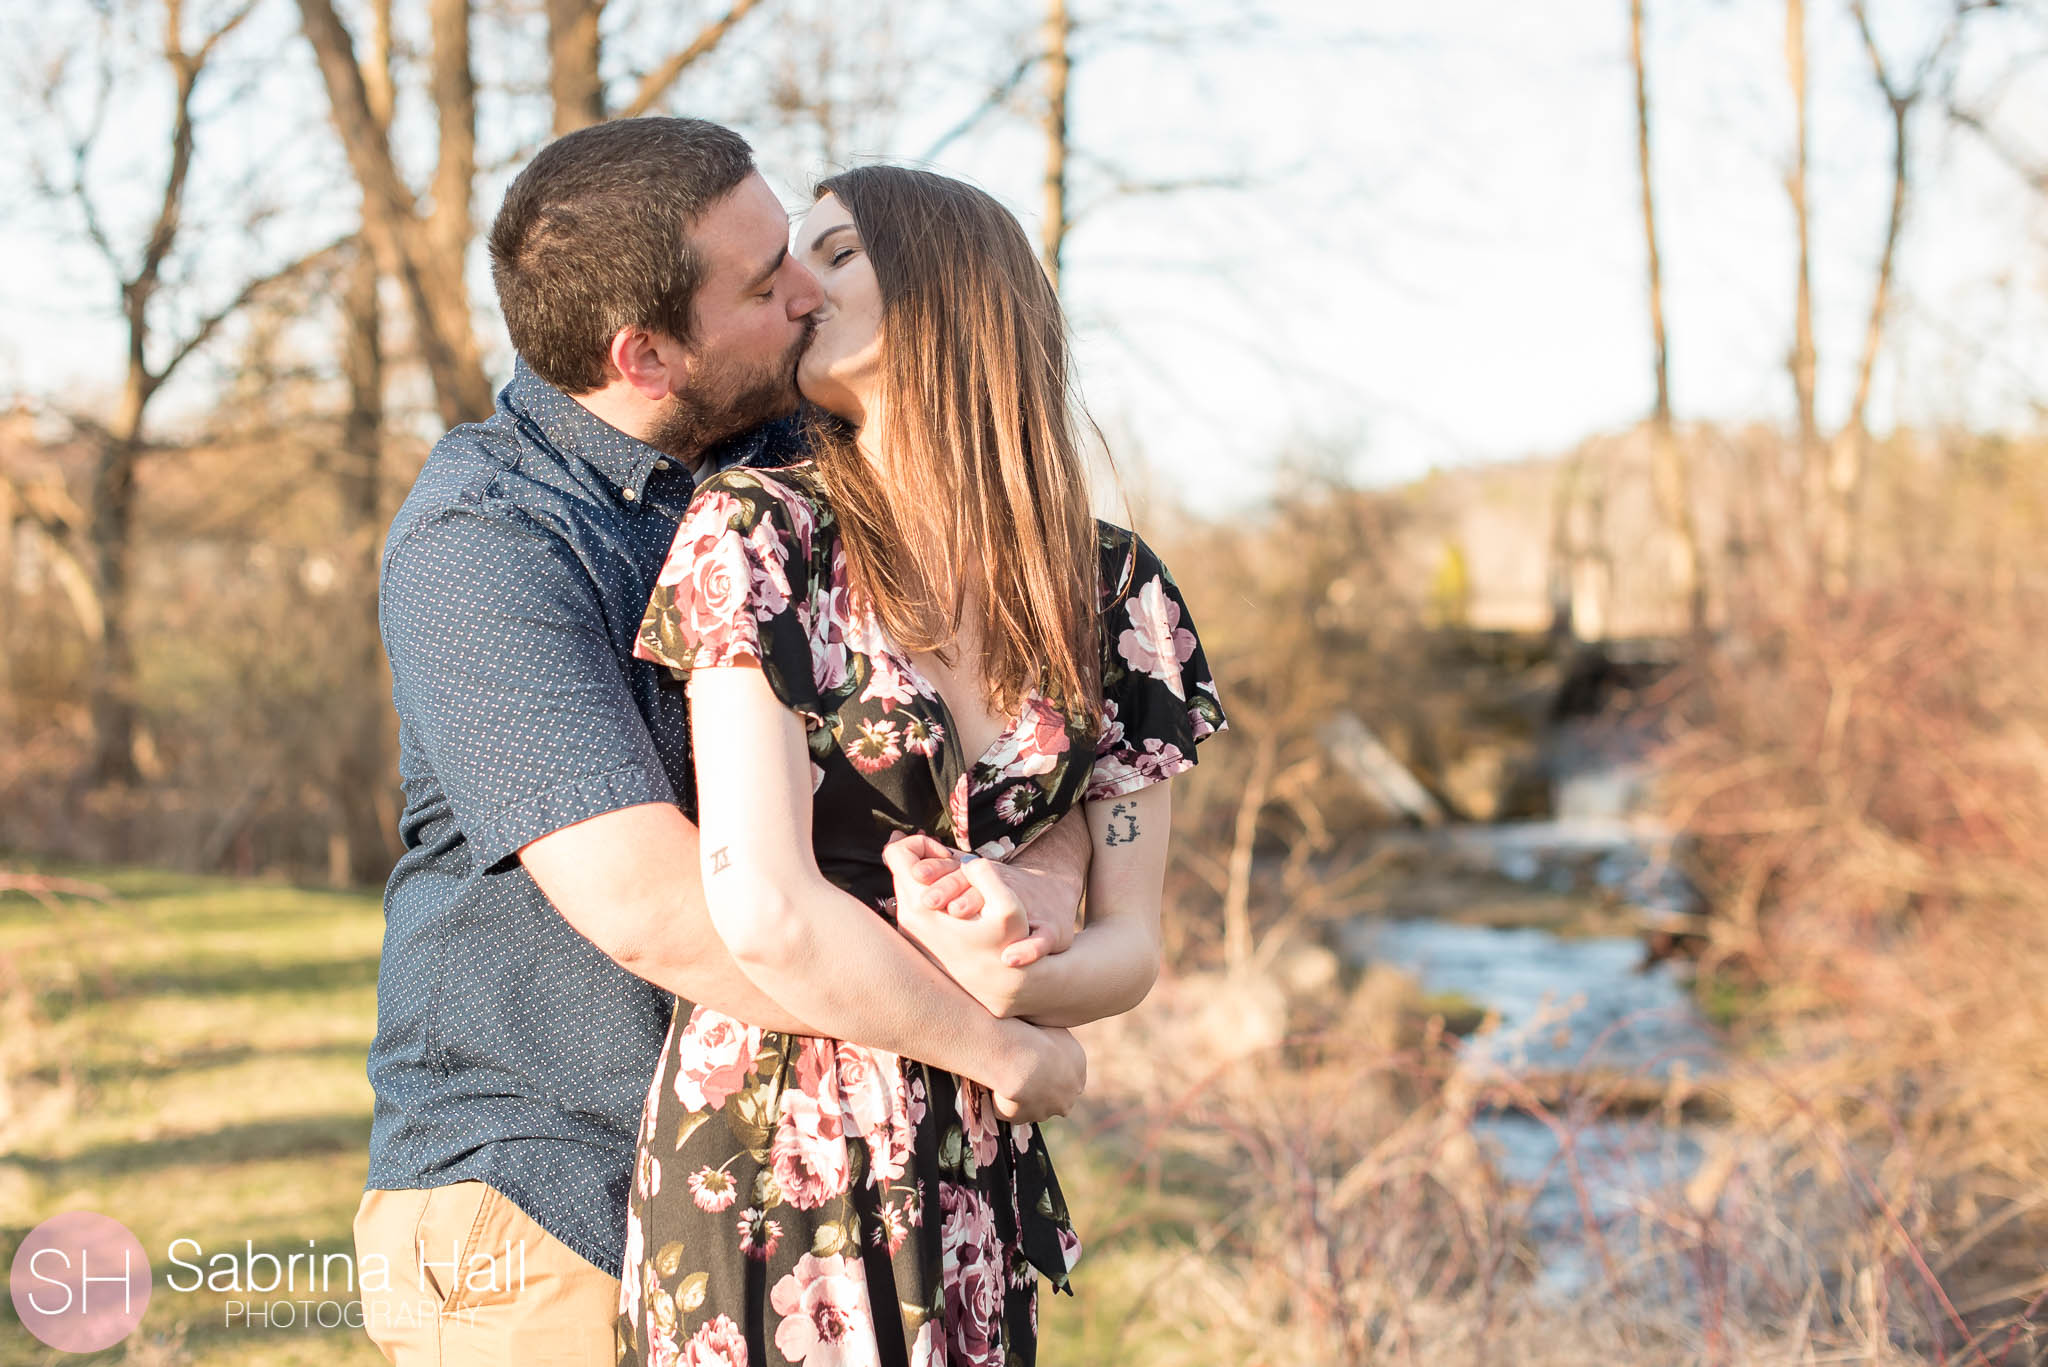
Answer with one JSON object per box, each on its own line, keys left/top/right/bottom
{"left": 353, "top": 1183, "right": 619, "bottom": 1367}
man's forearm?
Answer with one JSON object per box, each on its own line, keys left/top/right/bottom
{"left": 604, "top": 894, "right": 819, "bottom": 1034}
{"left": 524, "top": 801, "right": 820, "bottom": 1033}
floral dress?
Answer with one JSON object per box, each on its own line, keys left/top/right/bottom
{"left": 616, "top": 463, "right": 1226, "bottom": 1367}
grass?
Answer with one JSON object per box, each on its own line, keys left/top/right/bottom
{"left": 0, "top": 864, "right": 385, "bottom": 1367}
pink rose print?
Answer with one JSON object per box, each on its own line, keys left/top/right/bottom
{"left": 679, "top": 1312, "right": 750, "bottom": 1367}
{"left": 673, "top": 1009, "right": 762, "bottom": 1113}
{"left": 978, "top": 694, "right": 1069, "bottom": 779}
{"left": 1085, "top": 737, "right": 1192, "bottom": 803}
{"left": 679, "top": 530, "right": 756, "bottom": 661}
{"left": 637, "top": 1147, "right": 662, "bottom": 1200}
{"left": 769, "top": 1252, "right": 881, "bottom": 1367}
{"left": 971, "top": 835, "right": 1017, "bottom": 862}
{"left": 832, "top": 1044, "right": 911, "bottom": 1184}
{"left": 939, "top": 1183, "right": 1004, "bottom": 1367}
{"left": 1058, "top": 1223, "right": 1083, "bottom": 1271}
{"left": 947, "top": 775, "right": 972, "bottom": 852}
{"left": 649, "top": 1317, "right": 682, "bottom": 1367}
{"left": 908, "top": 1321, "right": 941, "bottom": 1367}
{"left": 772, "top": 1086, "right": 851, "bottom": 1209}
{"left": 957, "top": 1086, "right": 1001, "bottom": 1172}
{"left": 658, "top": 491, "right": 742, "bottom": 587}
{"left": 753, "top": 471, "right": 815, "bottom": 557}
{"left": 1116, "top": 575, "right": 1196, "bottom": 700}
{"left": 907, "top": 1071, "right": 928, "bottom": 1126}
{"left": 860, "top": 654, "right": 919, "bottom": 712}
{"left": 744, "top": 519, "right": 792, "bottom": 619}
{"left": 806, "top": 579, "right": 853, "bottom": 693}
{"left": 1093, "top": 698, "right": 1125, "bottom": 756}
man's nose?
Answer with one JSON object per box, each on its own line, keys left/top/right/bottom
{"left": 784, "top": 261, "right": 823, "bottom": 321}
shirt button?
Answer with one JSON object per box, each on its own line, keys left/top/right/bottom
{"left": 654, "top": 459, "right": 671, "bottom": 471}
{"left": 622, "top": 487, "right": 639, "bottom": 502}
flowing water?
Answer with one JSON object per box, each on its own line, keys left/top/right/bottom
{"left": 1331, "top": 717, "right": 1727, "bottom": 1292}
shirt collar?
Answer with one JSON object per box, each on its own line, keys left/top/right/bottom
{"left": 501, "top": 357, "right": 808, "bottom": 500}
{"left": 502, "top": 357, "right": 668, "bottom": 502}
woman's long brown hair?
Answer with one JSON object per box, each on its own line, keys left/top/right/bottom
{"left": 809, "top": 165, "right": 1112, "bottom": 734}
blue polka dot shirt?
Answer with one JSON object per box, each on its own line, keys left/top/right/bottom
{"left": 367, "top": 356, "right": 803, "bottom": 1278}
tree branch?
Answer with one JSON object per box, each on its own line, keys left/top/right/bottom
{"left": 921, "top": 51, "right": 1039, "bottom": 161}
{"left": 617, "top": 0, "right": 767, "bottom": 120}
{"left": 151, "top": 236, "right": 353, "bottom": 394}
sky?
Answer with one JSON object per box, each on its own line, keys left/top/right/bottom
{"left": 2, "top": 0, "right": 2043, "bottom": 518}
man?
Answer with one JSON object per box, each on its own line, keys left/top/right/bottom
{"left": 353, "top": 117, "right": 1091, "bottom": 1367}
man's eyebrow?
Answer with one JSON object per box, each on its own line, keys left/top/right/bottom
{"left": 747, "top": 244, "right": 787, "bottom": 291}
{"left": 807, "top": 223, "right": 855, "bottom": 255}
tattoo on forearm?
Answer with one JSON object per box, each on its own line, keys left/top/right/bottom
{"left": 709, "top": 845, "right": 731, "bottom": 874}
{"left": 1103, "top": 802, "right": 1140, "bottom": 846}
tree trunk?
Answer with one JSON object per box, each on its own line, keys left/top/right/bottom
{"left": 297, "top": 0, "right": 494, "bottom": 427}
{"left": 548, "top": 0, "right": 606, "bottom": 134}
{"left": 1827, "top": 3, "right": 1915, "bottom": 601}
{"left": 1786, "top": 0, "right": 1820, "bottom": 560}
{"left": 333, "top": 238, "right": 400, "bottom": 886}
{"left": 86, "top": 381, "right": 147, "bottom": 787}
{"left": 1041, "top": 0, "right": 1071, "bottom": 291}
{"left": 1630, "top": 0, "right": 1705, "bottom": 635}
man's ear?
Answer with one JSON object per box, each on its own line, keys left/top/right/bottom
{"left": 606, "top": 325, "right": 690, "bottom": 401}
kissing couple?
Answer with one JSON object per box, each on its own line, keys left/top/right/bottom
{"left": 352, "top": 116, "right": 1226, "bottom": 1367}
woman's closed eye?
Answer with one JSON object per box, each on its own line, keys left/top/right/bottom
{"left": 829, "top": 246, "right": 857, "bottom": 267}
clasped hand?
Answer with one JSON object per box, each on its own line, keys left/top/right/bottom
{"left": 881, "top": 831, "right": 1072, "bottom": 1016}
{"left": 881, "top": 831, "right": 1085, "bottom": 1124}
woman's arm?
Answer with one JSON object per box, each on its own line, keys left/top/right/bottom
{"left": 686, "top": 663, "right": 1084, "bottom": 1117}
{"left": 897, "top": 782, "right": 1171, "bottom": 1029}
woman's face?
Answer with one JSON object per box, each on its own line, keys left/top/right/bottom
{"left": 794, "top": 193, "right": 884, "bottom": 427}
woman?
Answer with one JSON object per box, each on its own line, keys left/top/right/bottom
{"left": 618, "top": 166, "right": 1227, "bottom": 1367}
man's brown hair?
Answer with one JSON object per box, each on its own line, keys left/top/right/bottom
{"left": 489, "top": 118, "right": 755, "bottom": 394}
{"left": 808, "top": 166, "right": 1120, "bottom": 735}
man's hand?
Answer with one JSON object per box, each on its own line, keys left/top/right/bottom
{"left": 987, "top": 1018, "right": 1087, "bottom": 1123}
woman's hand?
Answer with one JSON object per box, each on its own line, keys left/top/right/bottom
{"left": 884, "top": 833, "right": 1036, "bottom": 1015}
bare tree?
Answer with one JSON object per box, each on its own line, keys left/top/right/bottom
{"left": 297, "top": 0, "right": 493, "bottom": 428}
{"left": 1629, "top": 0, "right": 1705, "bottom": 635}
{"left": 331, "top": 0, "right": 399, "bottom": 885}
{"left": 1786, "top": 0, "right": 1821, "bottom": 538}
{"left": 544, "top": 0, "right": 771, "bottom": 136}
{"left": 1818, "top": 2, "right": 1979, "bottom": 600}
{"left": 1041, "top": 0, "right": 1070, "bottom": 287}
{"left": 18, "top": 0, "right": 336, "bottom": 785}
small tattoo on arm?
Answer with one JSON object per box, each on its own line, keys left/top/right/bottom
{"left": 1103, "top": 802, "right": 1140, "bottom": 846}
{"left": 709, "top": 846, "right": 732, "bottom": 874}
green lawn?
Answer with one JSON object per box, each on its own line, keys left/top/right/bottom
{"left": 1, "top": 866, "right": 385, "bottom": 1366}
{"left": 0, "top": 866, "right": 1163, "bottom": 1367}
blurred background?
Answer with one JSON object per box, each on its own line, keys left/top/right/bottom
{"left": 4, "top": 0, "right": 2048, "bottom": 1362}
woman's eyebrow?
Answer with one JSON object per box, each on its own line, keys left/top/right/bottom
{"left": 807, "top": 223, "right": 855, "bottom": 254}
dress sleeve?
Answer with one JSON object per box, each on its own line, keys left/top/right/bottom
{"left": 634, "top": 468, "right": 828, "bottom": 730}
{"left": 1085, "top": 528, "right": 1229, "bottom": 802}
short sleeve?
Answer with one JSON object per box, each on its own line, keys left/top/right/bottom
{"left": 1085, "top": 528, "right": 1229, "bottom": 803}
{"left": 381, "top": 509, "right": 677, "bottom": 870}
{"left": 634, "top": 468, "right": 828, "bottom": 730}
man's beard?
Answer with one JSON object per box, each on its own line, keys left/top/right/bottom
{"left": 647, "top": 326, "right": 811, "bottom": 462}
